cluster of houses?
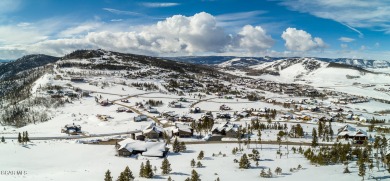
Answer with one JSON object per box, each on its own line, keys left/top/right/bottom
{"left": 116, "top": 122, "right": 194, "bottom": 158}
{"left": 333, "top": 96, "right": 369, "bottom": 104}
{"left": 47, "top": 88, "right": 89, "bottom": 98}
{"left": 236, "top": 78, "right": 321, "bottom": 97}
{"left": 269, "top": 97, "right": 373, "bottom": 123}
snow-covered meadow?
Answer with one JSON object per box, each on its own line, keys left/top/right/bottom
{"left": 2, "top": 141, "right": 388, "bottom": 181}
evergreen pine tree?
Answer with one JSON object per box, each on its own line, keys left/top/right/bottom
{"left": 144, "top": 160, "right": 154, "bottom": 178}
{"left": 25, "top": 131, "right": 29, "bottom": 142}
{"left": 329, "top": 121, "right": 334, "bottom": 141}
{"left": 251, "top": 149, "right": 260, "bottom": 161}
{"left": 358, "top": 161, "right": 366, "bottom": 180}
{"left": 197, "top": 151, "right": 204, "bottom": 160}
{"left": 17, "top": 132, "right": 22, "bottom": 143}
{"left": 239, "top": 154, "right": 250, "bottom": 169}
{"left": 104, "top": 169, "right": 113, "bottom": 181}
{"left": 165, "top": 133, "right": 171, "bottom": 145}
{"left": 1, "top": 136, "right": 5, "bottom": 143}
{"left": 123, "top": 166, "right": 134, "bottom": 181}
{"left": 190, "top": 169, "right": 200, "bottom": 181}
{"left": 312, "top": 128, "right": 318, "bottom": 147}
{"left": 161, "top": 158, "right": 172, "bottom": 175}
{"left": 318, "top": 121, "right": 323, "bottom": 138}
{"left": 215, "top": 177, "right": 220, "bottom": 181}
{"left": 172, "top": 138, "right": 180, "bottom": 153}
{"left": 232, "top": 147, "right": 237, "bottom": 155}
{"left": 369, "top": 162, "right": 374, "bottom": 172}
{"left": 267, "top": 168, "right": 273, "bottom": 178}
{"left": 260, "top": 169, "right": 267, "bottom": 177}
{"left": 167, "top": 176, "right": 172, "bottom": 181}
{"left": 22, "top": 131, "right": 26, "bottom": 143}
{"left": 180, "top": 142, "right": 186, "bottom": 152}
{"left": 117, "top": 172, "right": 125, "bottom": 181}
{"left": 139, "top": 162, "right": 145, "bottom": 177}
{"left": 257, "top": 129, "right": 262, "bottom": 150}
{"left": 275, "top": 167, "right": 282, "bottom": 175}
{"left": 196, "top": 161, "right": 202, "bottom": 168}
{"left": 191, "top": 159, "right": 196, "bottom": 168}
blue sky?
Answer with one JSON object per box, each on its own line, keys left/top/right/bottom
{"left": 0, "top": 0, "right": 389, "bottom": 60}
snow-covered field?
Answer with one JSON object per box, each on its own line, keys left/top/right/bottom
{"left": 2, "top": 141, "right": 387, "bottom": 181}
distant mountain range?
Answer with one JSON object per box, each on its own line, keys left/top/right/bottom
{"left": 166, "top": 56, "right": 390, "bottom": 69}
{"left": 2, "top": 52, "right": 389, "bottom": 82}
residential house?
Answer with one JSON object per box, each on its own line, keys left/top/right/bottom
{"left": 337, "top": 124, "right": 367, "bottom": 143}
{"left": 148, "top": 107, "right": 158, "bottom": 113}
{"left": 61, "top": 123, "right": 82, "bottom": 134}
{"left": 142, "top": 123, "right": 164, "bottom": 139}
{"left": 134, "top": 115, "right": 148, "bottom": 122}
{"left": 70, "top": 77, "right": 84, "bottom": 82}
{"left": 220, "top": 104, "right": 231, "bottom": 110}
{"left": 211, "top": 122, "right": 241, "bottom": 138}
{"left": 173, "top": 123, "right": 193, "bottom": 137}
{"left": 116, "top": 139, "right": 169, "bottom": 158}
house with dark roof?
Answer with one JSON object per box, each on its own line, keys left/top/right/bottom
{"left": 61, "top": 123, "right": 82, "bottom": 135}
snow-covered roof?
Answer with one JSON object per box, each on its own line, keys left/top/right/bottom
{"left": 118, "top": 139, "right": 167, "bottom": 157}
{"left": 337, "top": 124, "right": 367, "bottom": 137}
{"left": 212, "top": 122, "right": 240, "bottom": 133}
{"left": 174, "top": 123, "right": 192, "bottom": 133}
{"left": 143, "top": 123, "right": 164, "bottom": 134}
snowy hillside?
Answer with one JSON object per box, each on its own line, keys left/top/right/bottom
{"left": 217, "top": 57, "right": 276, "bottom": 68}
{"left": 248, "top": 57, "right": 329, "bottom": 79}
{"left": 0, "top": 54, "right": 59, "bottom": 80}
{"left": 167, "top": 56, "right": 390, "bottom": 69}
{"left": 325, "top": 58, "right": 390, "bottom": 68}
{"left": 223, "top": 57, "right": 390, "bottom": 101}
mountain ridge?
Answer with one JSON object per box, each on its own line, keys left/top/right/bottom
{"left": 166, "top": 56, "right": 390, "bottom": 69}
{"left": 0, "top": 54, "right": 59, "bottom": 81}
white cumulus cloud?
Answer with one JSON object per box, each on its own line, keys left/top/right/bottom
{"left": 234, "top": 25, "right": 274, "bottom": 53}
{"left": 281, "top": 27, "right": 326, "bottom": 52}
{"left": 9, "top": 12, "right": 274, "bottom": 58}
{"left": 339, "top": 37, "right": 355, "bottom": 43}
{"left": 0, "top": 12, "right": 277, "bottom": 59}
